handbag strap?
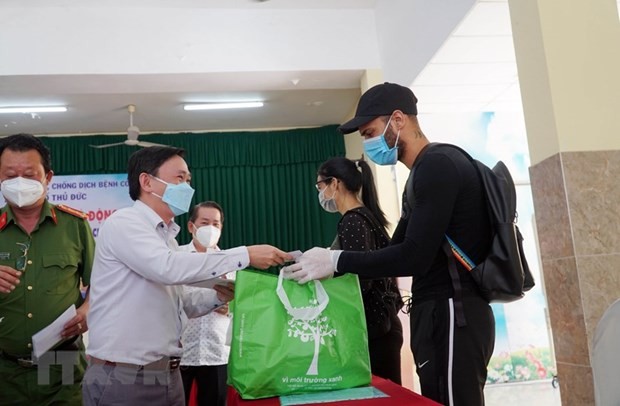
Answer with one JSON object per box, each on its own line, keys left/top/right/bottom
{"left": 353, "top": 208, "right": 391, "bottom": 247}
{"left": 336, "top": 207, "right": 390, "bottom": 251}
{"left": 276, "top": 270, "right": 329, "bottom": 321}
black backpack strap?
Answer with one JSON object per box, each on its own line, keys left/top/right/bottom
{"left": 443, "top": 241, "right": 468, "bottom": 327}
{"left": 407, "top": 143, "right": 469, "bottom": 327}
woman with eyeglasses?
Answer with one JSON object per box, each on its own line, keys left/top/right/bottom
{"left": 315, "top": 157, "right": 404, "bottom": 384}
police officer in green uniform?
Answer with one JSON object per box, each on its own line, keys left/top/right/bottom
{"left": 0, "top": 133, "right": 95, "bottom": 406}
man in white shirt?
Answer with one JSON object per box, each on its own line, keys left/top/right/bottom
{"left": 83, "top": 146, "right": 291, "bottom": 406}
{"left": 179, "top": 201, "right": 231, "bottom": 406}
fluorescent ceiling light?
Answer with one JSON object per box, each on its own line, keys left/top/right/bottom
{"left": 183, "top": 101, "right": 264, "bottom": 111}
{"left": 0, "top": 106, "right": 67, "bottom": 114}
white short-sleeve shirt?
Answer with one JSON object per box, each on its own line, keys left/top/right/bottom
{"left": 179, "top": 242, "right": 234, "bottom": 366}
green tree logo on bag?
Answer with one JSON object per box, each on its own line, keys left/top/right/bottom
{"left": 278, "top": 275, "right": 333, "bottom": 375}
{"left": 286, "top": 302, "right": 337, "bottom": 375}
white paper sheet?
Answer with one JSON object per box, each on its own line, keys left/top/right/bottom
{"left": 190, "top": 278, "right": 235, "bottom": 289}
{"left": 31, "top": 304, "right": 77, "bottom": 358}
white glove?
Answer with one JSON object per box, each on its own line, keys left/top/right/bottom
{"left": 281, "top": 247, "right": 335, "bottom": 284}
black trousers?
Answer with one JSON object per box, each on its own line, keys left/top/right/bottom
{"left": 410, "top": 294, "right": 495, "bottom": 406}
{"left": 180, "top": 364, "right": 227, "bottom": 406}
{"left": 368, "top": 311, "right": 404, "bottom": 385}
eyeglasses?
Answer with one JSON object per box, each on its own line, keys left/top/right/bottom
{"left": 15, "top": 241, "right": 30, "bottom": 272}
{"left": 314, "top": 177, "right": 334, "bottom": 191}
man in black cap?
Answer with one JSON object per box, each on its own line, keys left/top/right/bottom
{"left": 284, "top": 82, "right": 495, "bottom": 406}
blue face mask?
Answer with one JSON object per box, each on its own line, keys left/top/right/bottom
{"left": 363, "top": 116, "right": 400, "bottom": 166}
{"left": 151, "top": 176, "right": 195, "bottom": 216}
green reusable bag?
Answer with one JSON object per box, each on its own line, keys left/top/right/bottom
{"left": 228, "top": 270, "right": 371, "bottom": 399}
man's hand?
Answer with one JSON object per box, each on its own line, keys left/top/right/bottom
{"left": 0, "top": 265, "right": 21, "bottom": 294}
{"left": 213, "top": 283, "right": 234, "bottom": 303}
{"left": 281, "top": 247, "right": 335, "bottom": 284}
{"left": 214, "top": 276, "right": 231, "bottom": 314}
{"left": 62, "top": 303, "right": 88, "bottom": 338}
{"left": 214, "top": 303, "right": 229, "bottom": 315}
{"left": 247, "top": 245, "right": 293, "bottom": 269}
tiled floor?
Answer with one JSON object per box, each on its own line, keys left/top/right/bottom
{"left": 485, "top": 379, "right": 562, "bottom": 406}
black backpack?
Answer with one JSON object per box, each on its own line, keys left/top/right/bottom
{"left": 407, "top": 143, "right": 535, "bottom": 326}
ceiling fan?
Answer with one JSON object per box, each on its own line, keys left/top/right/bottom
{"left": 90, "top": 105, "right": 170, "bottom": 149}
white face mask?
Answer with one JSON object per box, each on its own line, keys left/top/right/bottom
{"left": 194, "top": 225, "right": 221, "bottom": 248}
{"left": 318, "top": 188, "right": 338, "bottom": 213}
{"left": 1, "top": 177, "right": 45, "bottom": 207}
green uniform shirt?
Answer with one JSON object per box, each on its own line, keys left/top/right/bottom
{"left": 0, "top": 200, "right": 95, "bottom": 355}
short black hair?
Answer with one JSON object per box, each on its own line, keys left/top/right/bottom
{"left": 189, "top": 201, "right": 224, "bottom": 223}
{"left": 127, "top": 146, "right": 185, "bottom": 201}
{"left": 0, "top": 133, "right": 52, "bottom": 173}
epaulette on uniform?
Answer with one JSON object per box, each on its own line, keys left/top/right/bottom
{"left": 56, "top": 204, "right": 88, "bottom": 220}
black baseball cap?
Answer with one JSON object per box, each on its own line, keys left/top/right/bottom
{"left": 338, "top": 82, "right": 418, "bottom": 134}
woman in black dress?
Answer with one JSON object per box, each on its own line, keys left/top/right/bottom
{"left": 315, "top": 157, "right": 404, "bottom": 384}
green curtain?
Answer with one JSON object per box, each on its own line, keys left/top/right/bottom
{"left": 40, "top": 126, "right": 344, "bottom": 251}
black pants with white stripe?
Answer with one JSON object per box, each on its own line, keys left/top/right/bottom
{"left": 410, "top": 294, "right": 495, "bottom": 406}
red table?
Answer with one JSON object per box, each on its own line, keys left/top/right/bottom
{"left": 225, "top": 376, "right": 441, "bottom": 406}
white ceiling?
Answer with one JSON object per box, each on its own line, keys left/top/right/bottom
{"left": 1, "top": 0, "right": 617, "bottom": 138}
{"left": 0, "top": 0, "right": 386, "bottom": 137}
{"left": 414, "top": 0, "right": 520, "bottom": 114}
{"left": 416, "top": 0, "right": 620, "bottom": 115}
